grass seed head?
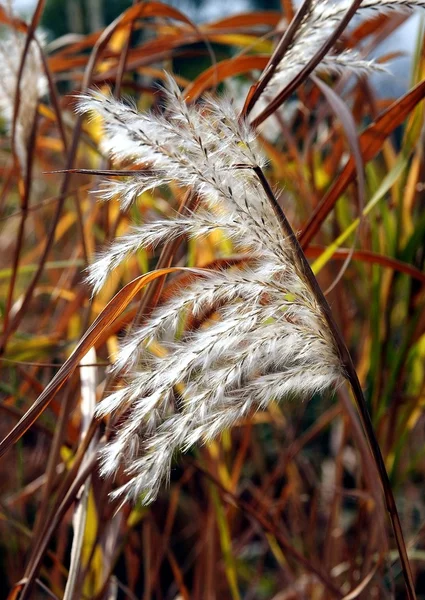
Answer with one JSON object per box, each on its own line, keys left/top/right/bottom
{"left": 79, "top": 78, "right": 342, "bottom": 503}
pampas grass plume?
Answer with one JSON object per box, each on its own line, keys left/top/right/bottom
{"left": 78, "top": 75, "right": 342, "bottom": 503}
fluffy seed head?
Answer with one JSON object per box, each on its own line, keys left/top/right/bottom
{"left": 78, "top": 74, "right": 343, "bottom": 504}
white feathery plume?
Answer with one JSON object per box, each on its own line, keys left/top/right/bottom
{"left": 263, "top": 0, "right": 424, "bottom": 100}
{"left": 79, "top": 75, "right": 342, "bottom": 503}
{"left": 0, "top": 27, "right": 47, "bottom": 170}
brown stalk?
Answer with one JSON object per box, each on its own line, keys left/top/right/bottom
{"left": 19, "top": 415, "right": 99, "bottom": 588}
{"left": 36, "top": 44, "right": 94, "bottom": 271}
{"left": 253, "top": 165, "right": 416, "bottom": 600}
{"left": 47, "top": 167, "right": 156, "bottom": 176}
{"left": 3, "top": 110, "right": 38, "bottom": 334}
{"left": 113, "top": 0, "right": 137, "bottom": 100}
{"left": 27, "top": 382, "right": 77, "bottom": 565}
{"left": 0, "top": 165, "right": 14, "bottom": 214}
{"left": 241, "top": 0, "right": 313, "bottom": 119}
{"left": 36, "top": 41, "right": 68, "bottom": 154}
{"left": 1, "top": 141, "right": 82, "bottom": 354}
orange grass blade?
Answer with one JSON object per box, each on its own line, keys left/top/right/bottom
{"left": 184, "top": 55, "right": 269, "bottom": 102}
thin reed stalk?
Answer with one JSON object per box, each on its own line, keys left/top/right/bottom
{"left": 252, "top": 165, "right": 416, "bottom": 600}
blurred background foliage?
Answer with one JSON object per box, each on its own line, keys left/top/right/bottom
{"left": 39, "top": 0, "right": 281, "bottom": 38}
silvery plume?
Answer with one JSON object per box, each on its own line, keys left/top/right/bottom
{"left": 0, "top": 24, "right": 47, "bottom": 171}
{"left": 78, "top": 75, "right": 342, "bottom": 503}
{"left": 261, "top": 0, "right": 425, "bottom": 102}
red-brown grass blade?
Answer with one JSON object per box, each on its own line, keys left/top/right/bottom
{"left": 306, "top": 246, "right": 425, "bottom": 284}
{"left": 0, "top": 268, "right": 207, "bottom": 460}
{"left": 241, "top": 0, "right": 313, "bottom": 118}
{"left": 184, "top": 55, "right": 269, "bottom": 102}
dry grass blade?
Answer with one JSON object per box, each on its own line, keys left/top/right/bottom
{"left": 62, "top": 348, "right": 97, "bottom": 600}
{"left": 193, "top": 460, "right": 343, "bottom": 597}
{"left": 16, "top": 454, "right": 99, "bottom": 600}
{"left": 184, "top": 55, "right": 269, "bottom": 102}
{"left": 3, "top": 113, "right": 39, "bottom": 334}
{"left": 306, "top": 246, "right": 425, "bottom": 284}
{"left": 0, "top": 0, "right": 158, "bottom": 350}
{"left": 10, "top": 0, "right": 46, "bottom": 162}
{"left": 0, "top": 268, "right": 207, "bottom": 459}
